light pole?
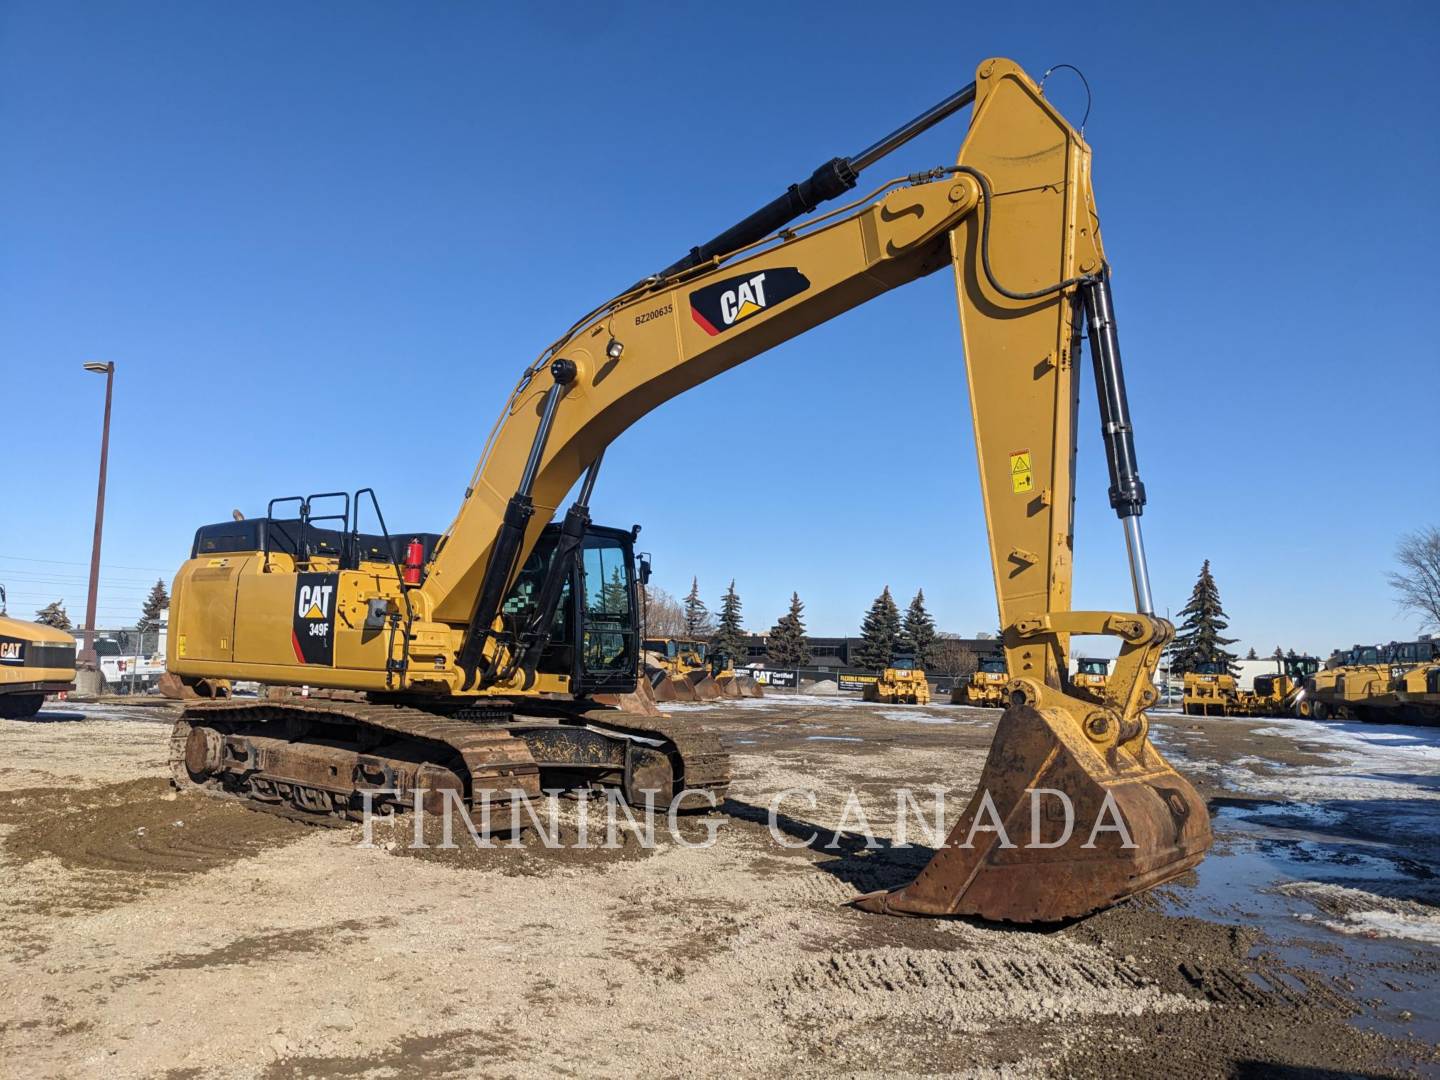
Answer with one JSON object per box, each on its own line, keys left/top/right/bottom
{"left": 80, "top": 361, "right": 114, "bottom": 671}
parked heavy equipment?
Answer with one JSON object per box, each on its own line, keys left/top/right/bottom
{"left": 952, "top": 655, "right": 1008, "bottom": 707}
{"left": 707, "top": 651, "right": 762, "bottom": 699}
{"left": 1183, "top": 661, "right": 1240, "bottom": 716}
{"left": 1309, "top": 645, "right": 1382, "bottom": 722}
{"left": 1394, "top": 642, "right": 1440, "bottom": 725}
{"left": 165, "top": 58, "right": 1209, "bottom": 922}
{"left": 1246, "top": 654, "right": 1321, "bottom": 717}
{"left": 1326, "top": 640, "right": 1440, "bottom": 724}
{"left": 643, "top": 638, "right": 721, "bottom": 702}
{"left": 863, "top": 655, "right": 931, "bottom": 705}
{"left": 0, "top": 608, "right": 76, "bottom": 719}
{"left": 1073, "top": 657, "right": 1111, "bottom": 698}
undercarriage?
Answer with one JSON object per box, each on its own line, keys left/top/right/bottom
{"left": 170, "top": 697, "right": 730, "bottom": 827}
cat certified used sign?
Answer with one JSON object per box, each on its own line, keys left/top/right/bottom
{"left": 689, "top": 268, "right": 810, "bottom": 336}
{"left": 291, "top": 572, "right": 338, "bottom": 665}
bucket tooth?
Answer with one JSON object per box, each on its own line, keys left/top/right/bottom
{"left": 853, "top": 702, "right": 1211, "bottom": 923}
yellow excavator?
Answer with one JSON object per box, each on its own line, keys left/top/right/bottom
{"left": 0, "top": 590, "right": 77, "bottom": 719}
{"left": 952, "top": 655, "right": 1008, "bottom": 707}
{"left": 164, "top": 58, "right": 1210, "bottom": 922}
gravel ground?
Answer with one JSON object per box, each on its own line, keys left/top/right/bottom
{"left": 1, "top": 697, "right": 1437, "bottom": 1078}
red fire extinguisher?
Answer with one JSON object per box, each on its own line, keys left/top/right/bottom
{"left": 403, "top": 538, "right": 424, "bottom": 586}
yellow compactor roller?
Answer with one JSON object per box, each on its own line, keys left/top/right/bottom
{"left": 164, "top": 59, "right": 1210, "bottom": 923}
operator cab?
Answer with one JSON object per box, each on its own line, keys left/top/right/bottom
{"left": 1076, "top": 657, "right": 1110, "bottom": 676}
{"left": 1193, "top": 661, "right": 1229, "bottom": 676}
{"left": 501, "top": 522, "right": 640, "bottom": 695}
{"left": 977, "top": 656, "right": 1007, "bottom": 675}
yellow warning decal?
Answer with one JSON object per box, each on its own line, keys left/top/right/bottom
{"left": 1010, "top": 450, "right": 1033, "bottom": 494}
{"left": 177, "top": 635, "right": 187, "bottom": 658}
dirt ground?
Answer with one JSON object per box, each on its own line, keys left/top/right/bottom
{"left": 1, "top": 696, "right": 1438, "bottom": 1079}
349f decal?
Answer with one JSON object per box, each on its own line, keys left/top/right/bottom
{"left": 291, "top": 573, "right": 338, "bottom": 665}
{"left": 689, "top": 268, "right": 810, "bottom": 336}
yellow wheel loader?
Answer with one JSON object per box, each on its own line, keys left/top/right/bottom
{"left": 164, "top": 58, "right": 1209, "bottom": 922}
{"left": 0, "top": 606, "right": 76, "bottom": 719}
{"left": 1182, "top": 662, "right": 1240, "bottom": 716}
{"left": 642, "top": 638, "right": 722, "bottom": 702}
{"left": 951, "top": 655, "right": 1008, "bottom": 707}
{"left": 707, "top": 651, "right": 762, "bottom": 699}
{"left": 863, "top": 656, "right": 931, "bottom": 705}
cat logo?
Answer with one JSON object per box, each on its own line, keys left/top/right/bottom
{"left": 297, "top": 583, "right": 333, "bottom": 621}
{"left": 689, "top": 267, "right": 810, "bottom": 336}
{"left": 291, "top": 573, "right": 338, "bottom": 666}
{"left": 0, "top": 640, "right": 23, "bottom": 663}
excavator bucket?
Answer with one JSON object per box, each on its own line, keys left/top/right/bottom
{"left": 647, "top": 668, "right": 680, "bottom": 703}
{"left": 685, "top": 670, "right": 722, "bottom": 701}
{"left": 854, "top": 701, "right": 1211, "bottom": 923}
{"left": 715, "top": 673, "right": 743, "bottom": 698}
{"left": 592, "top": 675, "right": 662, "bottom": 716}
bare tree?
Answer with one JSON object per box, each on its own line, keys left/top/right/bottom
{"left": 639, "top": 584, "right": 686, "bottom": 640}
{"left": 1388, "top": 526, "right": 1440, "bottom": 632}
{"left": 931, "top": 639, "right": 979, "bottom": 677}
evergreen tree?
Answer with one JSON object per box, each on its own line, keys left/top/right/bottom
{"left": 1167, "top": 560, "right": 1239, "bottom": 674}
{"left": 712, "top": 580, "right": 747, "bottom": 664}
{"left": 767, "top": 592, "right": 810, "bottom": 667}
{"left": 899, "top": 589, "right": 937, "bottom": 669}
{"left": 1245, "top": 647, "right": 1258, "bottom": 660}
{"left": 138, "top": 578, "right": 170, "bottom": 632}
{"left": 599, "top": 566, "right": 628, "bottom": 614}
{"left": 683, "top": 576, "right": 712, "bottom": 639}
{"left": 855, "top": 586, "right": 902, "bottom": 670}
{"left": 34, "top": 601, "right": 72, "bottom": 630}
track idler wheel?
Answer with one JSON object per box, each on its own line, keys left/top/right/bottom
{"left": 853, "top": 701, "right": 1212, "bottom": 923}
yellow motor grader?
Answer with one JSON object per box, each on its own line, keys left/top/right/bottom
{"left": 1309, "top": 645, "right": 1383, "bottom": 722}
{"left": 1244, "top": 654, "right": 1321, "bottom": 718}
{"left": 162, "top": 58, "right": 1210, "bottom": 922}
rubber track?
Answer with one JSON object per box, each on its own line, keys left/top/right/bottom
{"left": 171, "top": 699, "right": 542, "bottom": 805}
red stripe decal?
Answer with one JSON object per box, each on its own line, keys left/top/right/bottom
{"left": 291, "top": 629, "right": 306, "bottom": 664}
{"left": 690, "top": 306, "right": 720, "bottom": 336}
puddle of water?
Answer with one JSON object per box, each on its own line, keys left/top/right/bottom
{"left": 1162, "top": 806, "right": 1440, "bottom": 1044}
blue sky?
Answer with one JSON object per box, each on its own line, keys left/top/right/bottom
{"left": 2, "top": 2, "right": 1437, "bottom": 655}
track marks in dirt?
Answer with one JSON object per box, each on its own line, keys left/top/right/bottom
{"left": 1, "top": 778, "right": 307, "bottom": 876}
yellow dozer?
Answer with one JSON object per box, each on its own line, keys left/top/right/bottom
{"left": 951, "top": 655, "right": 1007, "bottom": 707}
{"left": 0, "top": 608, "right": 76, "bottom": 719}
{"left": 863, "top": 655, "right": 931, "bottom": 705}
{"left": 1072, "top": 656, "right": 1110, "bottom": 699}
